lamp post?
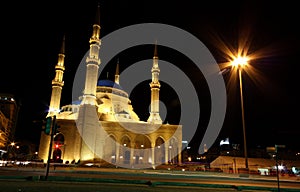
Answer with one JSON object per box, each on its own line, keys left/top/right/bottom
{"left": 232, "top": 56, "right": 249, "bottom": 170}
{"left": 6, "top": 142, "right": 16, "bottom": 160}
{"left": 45, "top": 115, "right": 56, "bottom": 181}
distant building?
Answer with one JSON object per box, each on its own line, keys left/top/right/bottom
{"left": 0, "top": 110, "right": 9, "bottom": 150}
{"left": 38, "top": 5, "right": 182, "bottom": 169}
{"left": 210, "top": 155, "right": 300, "bottom": 174}
{"left": 0, "top": 94, "right": 20, "bottom": 151}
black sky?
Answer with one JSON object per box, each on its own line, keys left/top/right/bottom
{"left": 0, "top": 1, "right": 298, "bottom": 151}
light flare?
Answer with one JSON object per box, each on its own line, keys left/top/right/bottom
{"left": 232, "top": 56, "right": 248, "bottom": 68}
{"left": 207, "top": 29, "right": 273, "bottom": 94}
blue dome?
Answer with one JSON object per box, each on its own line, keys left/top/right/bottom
{"left": 71, "top": 100, "right": 81, "bottom": 105}
{"left": 97, "top": 80, "right": 123, "bottom": 90}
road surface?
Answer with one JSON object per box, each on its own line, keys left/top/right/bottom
{"left": 0, "top": 166, "right": 299, "bottom": 192}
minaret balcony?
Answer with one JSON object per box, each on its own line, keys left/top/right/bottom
{"left": 55, "top": 65, "right": 65, "bottom": 71}
{"left": 89, "top": 38, "right": 100, "bottom": 44}
{"left": 86, "top": 57, "right": 101, "bottom": 65}
{"left": 150, "top": 82, "right": 161, "bottom": 88}
{"left": 151, "top": 68, "right": 160, "bottom": 73}
{"left": 52, "top": 81, "right": 64, "bottom": 87}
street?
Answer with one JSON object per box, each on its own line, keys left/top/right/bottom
{"left": 0, "top": 180, "right": 240, "bottom": 192}
{"left": 0, "top": 166, "right": 300, "bottom": 192}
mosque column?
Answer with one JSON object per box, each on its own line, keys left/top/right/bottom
{"left": 165, "top": 140, "right": 169, "bottom": 164}
{"left": 177, "top": 142, "right": 182, "bottom": 165}
{"left": 130, "top": 142, "right": 135, "bottom": 167}
{"left": 115, "top": 142, "right": 120, "bottom": 165}
{"left": 151, "top": 143, "right": 156, "bottom": 168}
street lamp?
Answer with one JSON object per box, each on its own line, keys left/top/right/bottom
{"left": 231, "top": 56, "right": 249, "bottom": 169}
{"left": 6, "top": 142, "right": 16, "bottom": 160}
{"left": 10, "top": 142, "right": 15, "bottom": 147}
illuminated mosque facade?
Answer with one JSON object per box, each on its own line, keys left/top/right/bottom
{"left": 38, "top": 5, "right": 182, "bottom": 168}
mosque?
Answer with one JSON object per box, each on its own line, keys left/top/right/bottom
{"left": 38, "top": 5, "right": 182, "bottom": 169}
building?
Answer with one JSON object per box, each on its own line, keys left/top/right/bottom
{"left": 38, "top": 5, "right": 182, "bottom": 169}
{"left": 0, "top": 94, "right": 20, "bottom": 152}
{"left": 210, "top": 155, "right": 300, "bottom": 175}
{"left": 0, "top": 110, "right": 9, "bottom": 153}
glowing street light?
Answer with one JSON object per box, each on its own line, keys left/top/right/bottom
{"left": 214, "top": 27, "right": 267, "bottom": 170}
{"left": 232, "top": 56, "right": 248, "bottom": 68}
{"left": 231, "top": 55, "right": 249, "bottom": 169}
{"left": 220, "top": 54, "right": 251, "bottom": 170}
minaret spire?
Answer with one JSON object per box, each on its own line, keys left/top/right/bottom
{"left": 95, "top": 2, "right": 100, "bottom": 26}
{"left": 114, "top": 58, "right": 120, "bottom": 84}
{"left": 154, "top": 40, "right": 158, "bottom": 58}
{"left": 81, "top": 4, "right": 101, "bottom": 105}
{"left": 147, "top": 42, "right": 162, "bottom": 124}
{"left": 60, "top": 34, "right": 65, "bottom": 54}
{"left": 47, "top": 35, "right": 66, "bottom": 117}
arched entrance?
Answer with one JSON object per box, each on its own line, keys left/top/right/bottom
{"left": 52, "top": 148, "right": 62, "bottom": 162}
{"left": 133, "top": 135, "right": 151, "bottom": 165}
{"left": 53, "top": 133, "right": 64, "bottom": 162}
{"left": 104, "top": 135, "right": 117, "bottom": 164}
{"left": 155, "top": 137, "right": 166, "bottom": 165}
{"left": 120, "top": 136, "right": 131, "bottom": 164}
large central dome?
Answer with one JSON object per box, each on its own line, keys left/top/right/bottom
{"left": 96, "top": 79, "right": 127, "bottom": 98}
{"left": 97, "top": 79, "right": 123, "bottom": 90}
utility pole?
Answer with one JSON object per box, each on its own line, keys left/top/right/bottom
{"left": 275, "top": 144, "right": 285, "bottom": 192}
{"left": 45, "top": 115, "right": 56, "bottom": 180}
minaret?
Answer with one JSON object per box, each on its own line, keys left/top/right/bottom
{"left": 147, "top": 43, "right": 162, "bottom": 124}
{"left": 47, "top": 35, "right": 66, "bottom": 117}
{"left": 77, "top": 4, "right": 103, "bottom": 162}
{"left": 81, "top": 4, "right": 101, "bottom": 105}
{"left": 114, "top": 59, "right": 120, "bottom": 84}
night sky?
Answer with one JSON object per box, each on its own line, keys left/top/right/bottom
{"left": 0, "top": 1, "right": 298, "bottom": 152}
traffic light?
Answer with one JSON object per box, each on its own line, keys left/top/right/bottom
{"left": 44, "top": 116, "right": 52, "bottom": 135}
{"left": 53, "top": 123, "right": 60, "bottom": 135}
